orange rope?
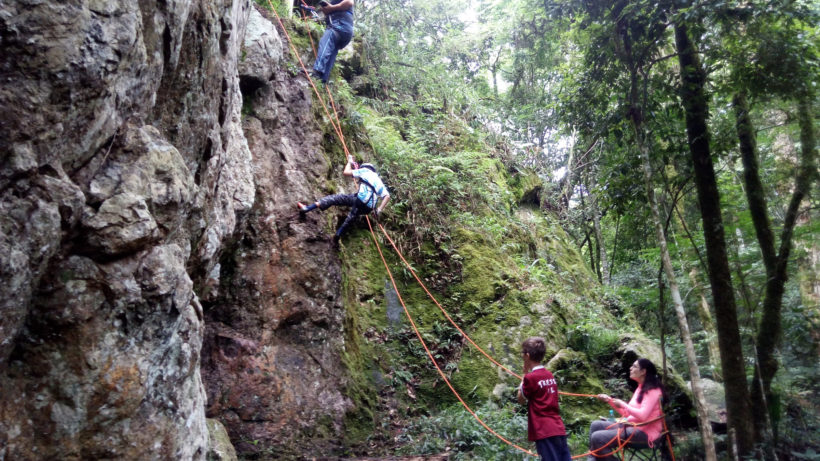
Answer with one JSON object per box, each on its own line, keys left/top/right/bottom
{"left": 376, "top": 221, "right": 602, "bottom": 399}
{"left": 297, "top": 7, "right": 350, "bottom": 152}
{"left": 581, "top": 424, "right": 638, "bottom": 460}
{"left": 298, "top": 7, "right": 318, "bottom": 56}
{"left": 580, "top": 413, "right": 672, "bottom": 459}
{"left": 369, "top": 217, "right": 663, "bottom": 459}
{"left": 366, "top": 216, "right": 538, "bottom": 457}
{"left": 376, "top": 222, "right": 524, "bottom": 380}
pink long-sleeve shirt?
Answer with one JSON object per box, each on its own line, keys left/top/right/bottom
{"left": 609, "top": 385, "right": 664, "bottom": 446}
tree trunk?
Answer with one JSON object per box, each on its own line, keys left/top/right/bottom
{"left": 674, "top": 22, "right": 757, "bottom": 458}
{"left": 559, "top": 129, "right": 577, "bottom": 211}
{"left": 615, "top": 9, "right": 717, "bottom": 453}
{"left": 589, "top": 166, "right": 610, "bottom": 284}
{"left": 610, "top": 214, "right": 620, "bottom": 279}
{"left": 688, "top": 268, "right": 722, "bottom": 382}
{"left": 797, "top": 240, "right": 820, "bottom": 357}
{"left": 659, "top": 266, "right": 668, "bottom": 379}
{"left": 740, "top": 92, "right": 818, "bottom": 445}
{"left": 635, "top": 127, "right": 717, "bottom": 461}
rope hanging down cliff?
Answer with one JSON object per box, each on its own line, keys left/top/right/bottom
{"left": 265, "top": 5, "right": 673, "bottom": 459}
{"left": 369, "top": 218, "right": 675, "bottom": 460}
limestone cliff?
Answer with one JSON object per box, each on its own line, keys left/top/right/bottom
{"left": 200, "top": 6, "right": 354, "bottom": 457}
{"left": 1, "top": 1, "right": 362, "bottom": 458}
{"left": 0, "top": 0, "right": 254, "bottom": 458}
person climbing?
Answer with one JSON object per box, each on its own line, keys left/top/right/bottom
{"left": 517, "top": 337, "right": 572, "bottom": 461}
{"left": 587, "top": 358, "right": 666, "bottom": 460}
{"left": 297, "top": 155, "right": 389, "bottom": 245}
{"left": 311, "top": 0, "right": 354, "bottom": 84}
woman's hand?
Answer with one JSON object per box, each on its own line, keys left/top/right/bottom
{"left": 597, "top": 394, "right": 625, "bottom": 409}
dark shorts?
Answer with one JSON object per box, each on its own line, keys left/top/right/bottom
{"left": 535, "top": 435, "right": 571, "bottom": 461}
{"left": 317, "top": 193, "right": 372, "bottom": 237}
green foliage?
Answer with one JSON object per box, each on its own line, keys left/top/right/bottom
{"left": 567, "top": 323, "right": 621, "bottom": 365}
{"left": 393, "top": 400, "right": 602, "bottom": 459}
{"left": 393, "top": 403, "right": 534, "bottom": 459}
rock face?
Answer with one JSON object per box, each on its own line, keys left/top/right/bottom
{"left": 0, "top": 0, "right": 254, "bottom": 459}
{"left": 200, "top": 6, "right": 354, "bottom": 457}
{"left": 1, "top": 0, "right": 356, "bottom": 457}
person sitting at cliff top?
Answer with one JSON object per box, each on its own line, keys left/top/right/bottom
{"left": 311, "top": 0, "right": 354, "bottom": 84}
{"left": 297, "top": 155, "right": 389, "bottom": 245}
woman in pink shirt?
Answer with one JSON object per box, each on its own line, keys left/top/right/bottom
{"left": 587, "top": 358, "right": 666, "bottom": 460}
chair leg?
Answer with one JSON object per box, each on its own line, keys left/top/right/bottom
{"left": 624, "top": 446, "right": 658, "bottom": 461}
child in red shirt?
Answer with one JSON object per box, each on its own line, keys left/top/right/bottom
{"left": 517, "top": 337, "right": 572, "bottom": 461}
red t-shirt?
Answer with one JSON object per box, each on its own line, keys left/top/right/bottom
{"left": 521, "top": 366, "right": 567, "bottom": 441}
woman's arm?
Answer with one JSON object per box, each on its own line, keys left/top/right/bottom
{"left": 598, "top": 394, "right": 628, "bottom": 417}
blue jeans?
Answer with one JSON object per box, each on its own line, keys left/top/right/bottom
{"left": 312, "top": 18, "right": 353, "bottom": 83}
{"left": 535, "top": 435, "right": 571, "bottom": 461}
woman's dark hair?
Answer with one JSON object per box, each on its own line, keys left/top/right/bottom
{"left": 636, "top": 358, "right": 666, "bottom": 403}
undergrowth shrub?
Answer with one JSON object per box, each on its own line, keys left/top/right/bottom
{"left": 393, "top": 402, "right": 590, "bottom": 460}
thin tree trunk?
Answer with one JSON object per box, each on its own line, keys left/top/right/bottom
{"left": 688, "top": 268, "right": 722, "bottom": 382}
{"left": 674, "top": 202, "right": 708, "bottom": 278}
{"left": 592, "top": 212, "right": 607, "bottom": 284}
{"left": 589, "top": 190, "right": 609, "bottom": 285}
{"left": 614, "top": 10, "right": 717, "bottom": 455}
{"left": 589, "top": 142, "right": 609, "bottom": 285}
{"left": 610, "top": 214, "right": 620, "bottom": 280}
{"left": 589, "top": 167, "right": 610, "bottom": 284}
{"left": 635, "top": 130, "right": 717, "bottom": 461}
{"left": 560, "top": 129, "right": 577, "bottom": 211}
{"left": 659, "top": 266, "right": 667, "bottom": 379}
{"left": 674, "top": 21, "right": 756, "bottom": 458}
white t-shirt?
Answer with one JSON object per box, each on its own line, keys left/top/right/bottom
{"left": 352, "top": 168, "right": 388, "bottom": 209}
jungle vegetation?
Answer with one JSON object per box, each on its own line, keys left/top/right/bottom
{"left": 262, "top": 0, "right": 818, "bottom": 458}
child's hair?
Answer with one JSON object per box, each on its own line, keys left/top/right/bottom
{"left": 522, "top": 337, "right": 546, "bottom": 363}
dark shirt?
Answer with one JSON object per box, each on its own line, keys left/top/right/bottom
{"left": 328, "top": 0, "right": 353, "bottom": 26}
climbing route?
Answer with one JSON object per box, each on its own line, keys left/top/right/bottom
{"left": 263, "top": 3, "right": 675, "bottom": 459}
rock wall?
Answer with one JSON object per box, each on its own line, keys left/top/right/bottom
{"left": 200, "top": 7, "right": 354, "bottom": 458}
{"left": 0, "top": 0, "right": 255, "bottom": 459}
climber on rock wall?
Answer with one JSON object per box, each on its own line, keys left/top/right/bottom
{"left": 297, "top": 154, "right": 389, "bottom": 245}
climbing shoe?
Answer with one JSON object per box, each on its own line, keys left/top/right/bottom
{"left": 298, "top": 202, "right": 320, "bottom": 214}
{"left": 331, "top": 234, "right": 341, "bottom": 249}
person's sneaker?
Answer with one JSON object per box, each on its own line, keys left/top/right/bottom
{"left": 297, "top": 202, "right": 309, "bottom": 213}
{"left": 331, "top": 234, "right": 340, "bottom": 248}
